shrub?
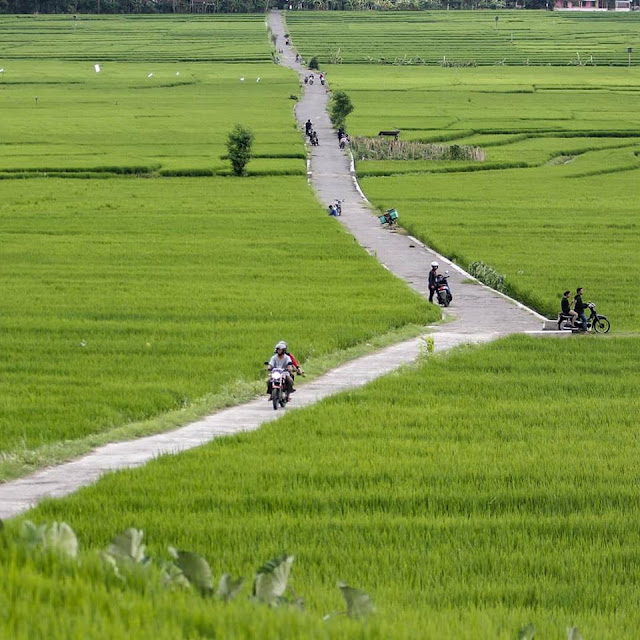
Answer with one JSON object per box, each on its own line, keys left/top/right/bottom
{"left": 225, "top": 124, "right": 254, "bottom": 177}
{"left": 329, "top": 91, "right": 354, "bottom": 130}
{"left": 308, "top": 56, "right": 319, "bottom": 70}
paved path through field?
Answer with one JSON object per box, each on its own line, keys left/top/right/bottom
{"left": 0, "top": 17, "right": 545, "bottom": 520}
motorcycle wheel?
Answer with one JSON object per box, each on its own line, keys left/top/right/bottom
{"left": 593, "top": 316, "right": 610, "bottom": 334}
{"left": 558, "top": 319, "right": 571, "bottom": 331}
{"left": 271, "top": 388, "right": 280, "bottom": 410}
{"left": 443, "top": 296, "right": 450, "bottom": 308}
{"left": 280, "top": 390, "right": 289, "bottom": 407}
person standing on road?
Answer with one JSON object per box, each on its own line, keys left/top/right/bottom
{"left": 428, "top": 261, "right": 439, "bottom": 303}
{"left": 574, "top": 287, "right": 588, "bottom": 331}
{"left": 305, "top": 119, "right": 313, "bottom": 136}
{"left": 561, "top": 290, "right": 578, "bottom": 327}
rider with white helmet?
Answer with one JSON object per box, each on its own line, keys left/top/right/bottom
{"left": 428, "top": 261, "right": 439, "bottom": 303}
{"left": 266, "top": 341, "right": 295, "bottom": 397}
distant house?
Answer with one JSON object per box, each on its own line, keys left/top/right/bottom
{"left": 553, "top": 0, "right": 607, "bottom": 10}
{"left": 554, "top": 0, "right": 632, "bottom": 8}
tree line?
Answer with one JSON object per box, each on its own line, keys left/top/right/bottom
{"left": 0, "top": 0, "right": 554, "bottom": 14}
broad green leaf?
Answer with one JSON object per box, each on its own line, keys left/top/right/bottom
{"left": 43, "top": 522, "right": 78, "bottom": 559}
{"left": 519, "top": 623, "right": 535, "bottom": 640}
{"left": 567, "top": 627, "right": 583, "bottom": 640}
{"left": 217, "top": 573, "right": 244, "bottom": 602}
{"left": 20, "top": 520, "right": 46, "bottom": 547}
{"left": 107, "top": 528, "right": 147, "bottom": 564}
{"left": 170, "top": 549, "right": 213, "bottom": 594}
{"left": 338, "top": 581, "right": 375, "bottom": 619}
{"left": 253, "top": 554, "right": 295, "bottom": 605}
{"left": 160, "top": 560, "right": 191, "bottom": 590}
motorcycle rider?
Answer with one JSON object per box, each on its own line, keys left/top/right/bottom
{"left": 561, "top": 290, "right": 578, "bottom": 327}
{"left": 573, "top": 287, "right": 588, "bottom": 331}
{"left": 428, "top": 261, "right": 439, "bottom": 303}
{"left": 266, "top": 341, "right": 295, "bottom": 397}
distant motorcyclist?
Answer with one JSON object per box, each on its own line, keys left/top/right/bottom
{"left": 428, "top": 261, "right": 439, "bottom": 303}
{"left": 266, "top": 341, "right": 295, "bottom": 396}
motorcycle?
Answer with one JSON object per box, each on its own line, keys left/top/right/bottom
{"left": 378, "top": 208, "right": 399, "bottom": 228}
{"left": 436, "top": 272, "right": 453, "bottom": 307}
{"left": 266, "top": 367, "right": 290, "bottom": 410}
{"left": 334, "top": 199, "right": 343, "bottom": 215}
{"left": 558, "top": 302, "right": 610, "bottom": 334}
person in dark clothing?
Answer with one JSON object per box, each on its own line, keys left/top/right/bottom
{"left": 428, "top": 261, "right": 439, "bottom": 303}
{"left": 574, "top": 287, "right": 588, "bottom": 331}
{"left": 305, "top": 119, "right": 313, "bottom": 136}
{"left": 561, "top": 290, "right": 578, "bottom": 326}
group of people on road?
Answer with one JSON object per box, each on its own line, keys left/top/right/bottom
{"left": 561, "top": 287, "right": 589, "bottom": 330}
{"left": 328, "top": 199, "right": 342, "bottom": 217}
{"left": 305, "top": 119, "right": 319, "bottom": 146}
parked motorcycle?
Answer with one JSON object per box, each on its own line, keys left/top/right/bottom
{"left": 558, "top": 302, "right": 610, "bottom": 334}
{"left": 436, "top": 272, "right": 453, "bottom": 307}
{"left": 267, "top": 367, "right": 290, "bottom": 410}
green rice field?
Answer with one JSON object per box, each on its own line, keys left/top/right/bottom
{"left": 0, "top": 16, "right": 437, "bottom": 477}
{"left": 313, "top": 64, "right": 640, "bottom": 328}
{"left": 286, "top": 10, "right": 640, "bottom": 66}
{"left": 3, "top": 12, "right": 640, "bottom": 640}
{"left": 4, "top": 336, "right": 640, "bottom": 638}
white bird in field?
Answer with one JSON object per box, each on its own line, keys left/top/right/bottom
{"left": 94, "top": 64, "right": 100, "bottom": 73}
{"left": 240, "top": 77, "right": 245, "bottom": 82}
{"left": 148, "top": 73, "right": 154, "bottom": 78}
{"left": 176, "top": 71, "right": 180, "bottom": 76}
{"left": 256, "top": 77, "right": 261, "bottom": 82}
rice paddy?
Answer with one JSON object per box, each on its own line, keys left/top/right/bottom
{"left": 286, "top": 10, "right": 640, "bottom": 66}
{"left": 3, "top": 11, "right": 640, "bottom": 640}
{"left": 308, "top": 64, "right": 640, "bottom": 328}
{"left": 4, "top": 336, "right": 640, "bottom": 638}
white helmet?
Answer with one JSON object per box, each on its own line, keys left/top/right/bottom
{"left": 431, "top": 261, "right": 439, "bottom": 268}
{"left": 274, "top": 341, "right": 287, "bottom": 352}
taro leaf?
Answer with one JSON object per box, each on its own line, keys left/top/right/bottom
{"left": 519, "top": 623, "right": 535, "bottom": 640}
{"left": 43, "top": 522, "right": 78, "bottom": 559}
{"left": 160, "top": 559, "right": 191, "bottom": 590}
{"left": 567, "top": 627, "right": 583, "bottom": 640}
{"left": 217, "top": 573, "right": 244, "bottom": 602}
{"left": 20, "top": 520, "right": 47, "bottom": 548}
{"left": 252, "top": 554, "right": 295, "bottom": 605}
{"left": 338, "top": 581, "right": 376, "bottom": 619}
{"left": 107, "top": 528, "right": 148, "bottom": 564}
{"left": 168, "top": 548, "right": 214, "bottom": 594}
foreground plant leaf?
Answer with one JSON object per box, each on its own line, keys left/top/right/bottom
{"left": 338, "top": 581, "right": 375, "bottom": 619}
{"left": 19, "top": 520, "right": 47, "bottom": 548}
{"left": 107, "top": 528, "right": 148, "bottom": 565}
{"left": 519, "top": 623, "right": 535, "bottom": 640}
{"left": 43, "top": 522, "right": 78, "bottom": 559}
{"left": 252, "top": 554, "right": 295, "bottom": 605}
{"left": 567, "top": 627, "right": 583, "bottom": 640}
{"left": 168, "top": 547, "right": 213, "bottom": 594}
{"left": 216, "top": 573, "right": 244, "bottom": 601}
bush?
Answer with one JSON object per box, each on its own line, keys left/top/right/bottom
{"left": 225, "top": 124, "right": 254, "bottom": 177}
{"left": 308, "top": 56, "right": 319, "bottom": 70}
{"left": 329, "top": 91, "right": 354, "bottom": 130}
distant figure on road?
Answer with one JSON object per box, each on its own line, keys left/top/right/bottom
{"left": 428, "top": 261, "right": 439, "bottom": 303}
{"left": 339, "top": 135, "right": 349, "bottom": 150}
{"left": 305, "top": 119, "right": 313, "bottom": 136}
{"left": 328, "top": 204, "right": 338, "bottom": 217}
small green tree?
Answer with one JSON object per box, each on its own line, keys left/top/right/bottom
{"left": 329, "top": 91, "right": 354, "bottom": 130}
{"left": 308, "top": 56, "right": 319, "bottom": 70}
{"left": 226, "top": 124, "right": 254, "bottom": 176}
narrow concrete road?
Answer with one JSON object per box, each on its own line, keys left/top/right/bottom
{"left": 269, "top": 10, "right": 543, "bottom": 337}
{"left": 0, "top": 18, "right": 546, "bottom": 521}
